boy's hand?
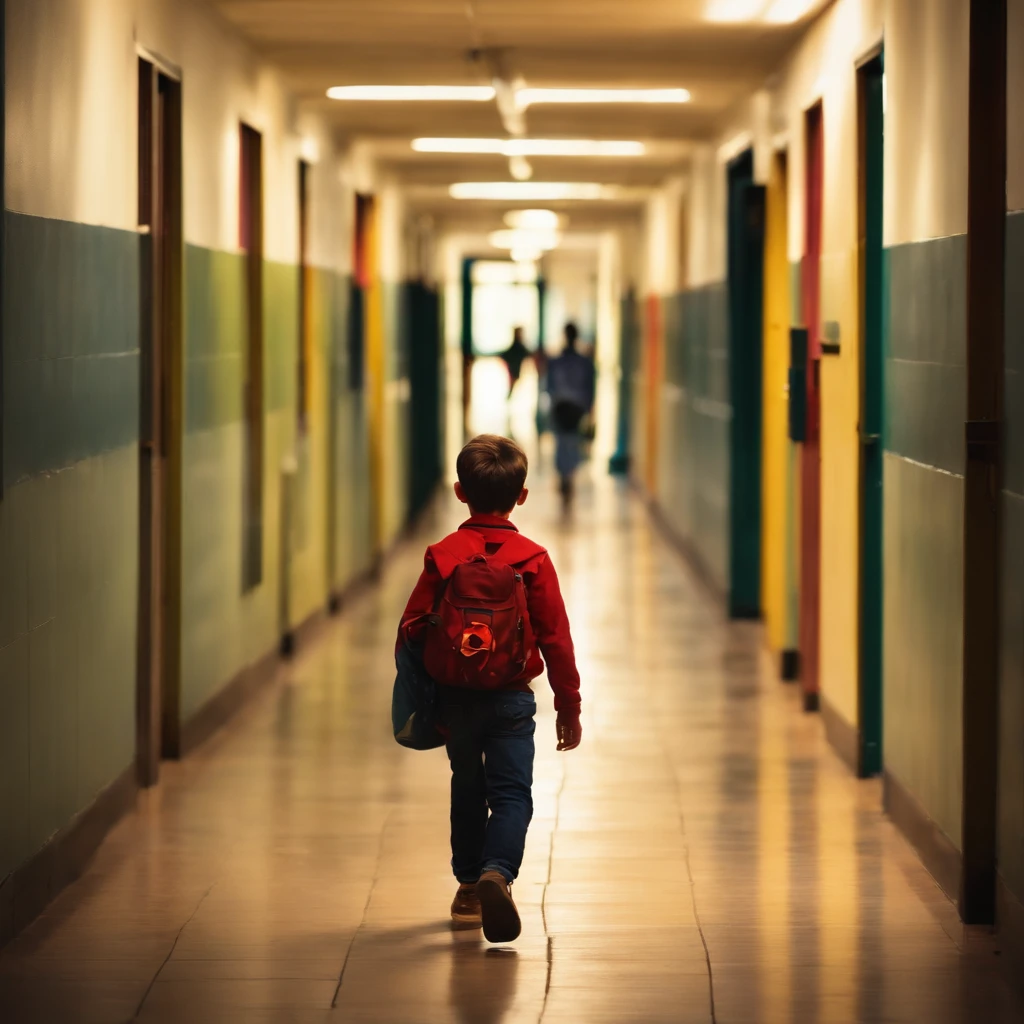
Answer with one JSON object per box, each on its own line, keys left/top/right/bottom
{"left": 556, "top": 708, "right": 582, "bottom": 751}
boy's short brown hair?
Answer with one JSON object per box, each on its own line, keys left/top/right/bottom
{"left": 456, "top": 434, "right": 528, "bottom": 514}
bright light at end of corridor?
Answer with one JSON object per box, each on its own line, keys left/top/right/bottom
{"left": 488, "top": 229, "right": 561, "bottom": 252}
{"left": 412, "top": 138, "right": 646, "bottom": 157}
{"left": 327, "top": 85, "right": 495, "bottom": 101}
{"left": 504, "top": 209, "right": 565, "bottom": 231}
{"left": 449, "top": 182, "right": 611, "bottom": 201}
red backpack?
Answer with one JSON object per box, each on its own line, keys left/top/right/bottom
{"left": 421, "top": 537, "right": 538, "bottom": 689}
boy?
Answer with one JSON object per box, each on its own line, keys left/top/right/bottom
{"left": 398, "top": 434, "right": 582, "bottom": 943}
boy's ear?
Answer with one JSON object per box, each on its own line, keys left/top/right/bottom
{"left": 454, "top": 481, "right": 469, "bottom": 505}
{"left": 516, "top": 488, "right": 529, "bottom": 507}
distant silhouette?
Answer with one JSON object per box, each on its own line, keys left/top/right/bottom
{"left": 498, "top": 326, "right": 531, "bottom": 398}
{"left": 545, "top": 322, "right": 596, "bottom": 507}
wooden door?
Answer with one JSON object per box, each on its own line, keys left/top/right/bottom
{"left": 858, "top": 54, "right": 885, "bottom": 774}
{"left": 136, "top": 59, "right": 183, "bottom": 779}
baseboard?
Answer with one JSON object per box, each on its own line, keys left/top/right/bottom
{"left": 0, "top": 765, "right": 137, "bottom": 949}
{"left": 781, "top": 648, "right": 799, "bottom": 681}
{"left": 821, "top": 694, "right": 860, "bottom": 775}
{"left": 884, "top": 769, "right": 962, "bottom": 902}
{"left": 997, "top": 874, "right": 1024, "bottom": 987}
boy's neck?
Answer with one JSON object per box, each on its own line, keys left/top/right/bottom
{"left": 468, "top": 507, "right": 513, "bottom": 521}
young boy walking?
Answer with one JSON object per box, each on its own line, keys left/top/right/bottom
{"left": 398, "top": 434, "right": 582, "bottom": 943}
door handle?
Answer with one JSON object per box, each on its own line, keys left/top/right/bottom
{"left": 860, "top": 432, "right": 880, "bottom": 445}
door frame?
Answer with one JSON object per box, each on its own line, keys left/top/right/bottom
{"left": 799, "top": 101, "right": 824, "bottom": 712}
{"left": 136, "top": 56, "right": 183, "bottom": 780}
{"left": 856, "top": 49, "right": 885, "bottom": 776}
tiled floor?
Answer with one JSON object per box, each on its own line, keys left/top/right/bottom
{"left": 2, "top": 473, "right": 1022, "bottom": 1023}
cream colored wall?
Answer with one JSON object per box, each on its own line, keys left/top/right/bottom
{"left": 883, "top": 0, "right": 969, "bottom": 245}
{"left": 684, "top": 146, "right": 727, "bottom": 288}
{"left": 6, "top": 0, "right": 350, "bottom": 270}
{"left": 6, "top": 0, "right": 136, "bottom": 228}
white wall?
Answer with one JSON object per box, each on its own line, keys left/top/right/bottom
{"left": 6, "top": 0, "right": 350, "bottom": 272}
{"left": 883, "top": 0, "right": 969, "bottom": 245}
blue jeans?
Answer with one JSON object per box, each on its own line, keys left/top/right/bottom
{"left": 440, "top": 688, "right": 536, "bottom": 884}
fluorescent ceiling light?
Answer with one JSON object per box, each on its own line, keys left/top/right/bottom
{"left": 704, "top": 0, "right": 816, "bottom": 23}
{"left": 704, "top": 0, "right": 767, "bottom": 21}
{"left": 412, "top": 138, "right": 646, "bottom": 157}
{"left": 450, "top": 182, "right": 610, "bottom": 201}
{"left": 518, "top": 88, "right": 689, "bottom": 105}
{"left": 488, "top": 229, "right": 561, "bottom": 251}
{"left": 327, "top": 85, "right": 495, "bottom": 101}
{"left": 504, "top": 209, "right": 564, "bottom": 231}
{"left": 763, "top": 0, "right": 817, "bottom": 23}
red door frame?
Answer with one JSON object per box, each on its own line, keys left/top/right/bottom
{"left": 799, "top": 102, "right": 824, "bottom": 712}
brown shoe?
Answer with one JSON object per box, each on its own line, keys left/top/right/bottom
{"left": 476, "top": 870, "right": 521, "bottom": 943}
{"left": 451, "top": 883, "right": 482, "bottom": 929}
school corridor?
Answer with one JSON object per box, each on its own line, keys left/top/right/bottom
{"left": 0, "top": 472, "right": 1020, "bottom": 1023}
{"left": 4, "top": 0, "right": 1024, "bottom": 1020}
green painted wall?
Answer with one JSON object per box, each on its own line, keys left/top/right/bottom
{"left": 180, "top": 248, "right": 373, "bottom": 720}
{"left": 882, "top": 235, "right": 966, "bottom": 849}
{"left": 0, "top": 212, "right": 140, "bottom": 882}
{"left": 658, "top": 282, "right": 730, "bottom": 591}
{"left": 999, "top": 209, "right": 1024, "bottom": 904}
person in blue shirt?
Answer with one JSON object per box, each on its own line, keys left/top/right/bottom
{"left": 545, "top": 322, "right": 596, "bottom": 507}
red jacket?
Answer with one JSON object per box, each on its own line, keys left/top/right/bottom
{"left": 399, "top": 514, "right": 581, "bottom": 712}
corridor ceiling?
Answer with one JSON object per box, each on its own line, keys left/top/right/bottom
{"left": 203, "top": 0, "right": 831, "bottom": 220}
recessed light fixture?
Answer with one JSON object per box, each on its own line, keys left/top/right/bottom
{"left": 326, "top": 85, "right": 495, "bottom": 101}
{"left": 518, "top": 88, "right": 689, "bottom": 105}
{"left": 328, "top": 86, "right": 689, "bottom": 105}
{"left": 504, "top": 209, "right": 565, "bottom": 231}
{"left": 450, "top": 182, "right": 611, "bottom": 201}
{"left": 412, "top": 138, "right": 646, "bottom": 157}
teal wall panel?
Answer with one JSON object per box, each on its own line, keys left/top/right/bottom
{"left": 3, "top": 212, "right": 139, "bottom": 487}
{"left": 264, "top": 259, "right": 299, "bottom": 414}
{"left": 999, "top": 210, "right": 1024, "bottom": 904}
{"left": 184, "top": 244, "right": 244, "bottom": 434}
{"left": 0, "top": 210, "right": 139, "bottom": 881}
{"left": 884, "top": 235, "right": 966, "bottom": 473}
{"left": 882, "top": 233, "right": 966, "bottom": 850}
{"left": 684, "top": 282, "right": 731, "bottom": 591}
{"left": 655, "top": 282, "right": 730, "bottom": 590}
{"left": 0, "top": 446, "right": 138, "bottom": 881}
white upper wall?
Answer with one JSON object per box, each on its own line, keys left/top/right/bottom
{"left": 883, "top": 0, "right": 969, "bottom": 244}
{"left": 6, "top": 0, "right": 351, "bottom": 270}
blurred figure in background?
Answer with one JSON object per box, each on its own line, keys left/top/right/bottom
{"left": 498, "top": 326, "right": 532, "bottom": 399}
{"left": 546, "top": 322, "right": 596, "bottom": 508}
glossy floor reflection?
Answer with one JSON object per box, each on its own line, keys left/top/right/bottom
{"left": 2, "top": 472, "right": 1022, "bottom": 1023}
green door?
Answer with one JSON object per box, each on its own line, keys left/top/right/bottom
{"left": 727, "top": 149, "right": 766, "bottom": 618}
